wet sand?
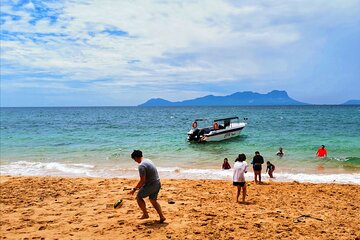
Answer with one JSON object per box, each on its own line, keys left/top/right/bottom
{"left": 1, "top": 176, "right": 359, "bottom": 240}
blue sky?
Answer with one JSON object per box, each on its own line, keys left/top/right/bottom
{"left": 1, "top": 0, "right": 360, "bottom": 106}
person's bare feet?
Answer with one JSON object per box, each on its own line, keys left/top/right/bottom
{"left": 139, "top": 214, "right": 149, "bottom": 219}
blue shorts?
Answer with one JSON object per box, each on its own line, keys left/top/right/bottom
{"left": 137, "top": 180, "right": 161, "bottom": 200}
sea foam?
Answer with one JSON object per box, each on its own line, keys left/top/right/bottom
{"left": 1, "top": 161, "right": 359, "bottom": 184}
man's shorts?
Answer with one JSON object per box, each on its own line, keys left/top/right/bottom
{"left": 233, "top": 182, "right": 245, "bottom": 187}
{"left": 137, "top": 180, "right": 161, "bottom": 200}
{"left": 253, "top": 165, "right": 262, "bottom": 171}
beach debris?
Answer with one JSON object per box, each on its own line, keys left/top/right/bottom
{"left": 168, "top": 200, "right": 175, "bottom": 204}
{"left": 294, "top": 214, "right": 323, "bottom": 223}
{"left": 123, "top": 186, "right": 132, "bottom": 190}
{"left": 38, "top": 226, "right": 46, "bottom": 231}
{"left": 205, "top": 213, "right": 217, "bottom": 217}
{"left": 259, "top": 181, "right": 270, "bottom": 185}
{"left": 254, "top": 223, "right": 261, "bottom": 228}
{"left": 114, "top": 199, "right": 124, "bottom": 209}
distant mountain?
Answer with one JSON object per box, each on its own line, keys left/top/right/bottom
{"left": 139, "top": 98, "right": 174, "bottom": 106}
{"left": 139, "top": 90, "right": 308, "bottom": 106}
{"left": 342, "top": 100, "right": 360, "bottom": 105}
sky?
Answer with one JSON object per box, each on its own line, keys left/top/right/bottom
{"left": 1, "top": 0, "right": 360, "bottom": 106}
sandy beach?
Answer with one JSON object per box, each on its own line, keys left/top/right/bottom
{"left": 1, "top": 176, "right": 359, "bottom": 240}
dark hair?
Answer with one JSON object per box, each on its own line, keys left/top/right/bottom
{"left": 255, "top": 151, "right": 260, "bottom": 155}
{"left": 131, "top": 150, "right": 143, "bottom": 159}
{"left": 235, "top": 153, "right": 246, "bottom": 162}
{"left": 321, "top": 145, "right": 325, "bottom": 148}
{"left": 267, "top": 161, "right": 270, "bottom": 164}
{"left": 224, "top": 158, "right": 228, "bottom": 161}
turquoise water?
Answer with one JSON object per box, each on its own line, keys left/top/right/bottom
{"left": 1, "top": 106, "right": 359, "bottom": 183}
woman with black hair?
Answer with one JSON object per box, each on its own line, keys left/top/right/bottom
{"left": 233, "top": 153, "right": 248, "bottom": 203}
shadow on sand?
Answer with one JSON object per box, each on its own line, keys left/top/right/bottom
{"left": 238, "top": 201, "right": 256, "bottom": 205}
{"left": 142, "top": 220, "right": 169, "bottom": 229}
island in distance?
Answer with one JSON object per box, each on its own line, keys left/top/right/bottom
{"left": 342, "top": 100, "right": 360, "bottom": 105}
{"left": 139, "top": 90, "right": 308, "bottom": 106}
{"left": 139, "top": 90, "right": 360, "bottom": 107}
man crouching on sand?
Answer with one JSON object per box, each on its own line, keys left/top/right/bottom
{"left": 128, "top": 150, "right": 166, "bottom": 223}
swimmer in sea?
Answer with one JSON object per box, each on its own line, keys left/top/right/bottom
{"left": 316, "top": 145, "right": 327, "bottom": 158}
{"left": 276, "top": 147, "right": 284, "bottom": 157}
{"left": 222, "top": 158, "right": 231, "bottom": 170}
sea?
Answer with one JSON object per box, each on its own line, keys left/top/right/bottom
{"left": 1, "top": 106, "right": 359, "bottom": 184}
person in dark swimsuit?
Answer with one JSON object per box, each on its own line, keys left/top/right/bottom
{"left": 252, "top": 151, "right": 264, "bottom": 184}
{"left": 266, "top": 161, "right": 275, "bottom": 178}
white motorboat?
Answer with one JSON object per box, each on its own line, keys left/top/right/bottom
{"left": 187, "top": 117, "right": 247, "bottom": 143}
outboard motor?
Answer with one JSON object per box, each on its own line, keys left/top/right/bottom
{"left": 188, "top": 129, "right": 200, "bottom": 142}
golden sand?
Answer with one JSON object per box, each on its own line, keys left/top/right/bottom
{"left": 1, "top": 176, "right": 359, "bottom": 240}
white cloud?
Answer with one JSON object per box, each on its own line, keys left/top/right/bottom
{"left": 1, "top": 0, "right": 360, "bottom": 103}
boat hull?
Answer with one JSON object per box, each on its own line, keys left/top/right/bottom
{"left": 203, "top": 127, "right": 244, "bottom": 142}
{"left": 187, "top": 122, "right": 246, "bottom": 143}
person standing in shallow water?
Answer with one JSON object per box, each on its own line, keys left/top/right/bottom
{"left": 128, "top": 150, "right": 166, "bottom": 223}
{"left": 252, "top": 151, "right": 264, "bottom": 184}
{"left": 316, "top": 145, "right": 327, "bottom": 158}
{"left": 233, "top": 153, "right": 248, "bottom": 203}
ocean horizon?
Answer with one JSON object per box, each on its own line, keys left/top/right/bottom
{"left": 1, "top": 105, "right": 359, "bottom": 184}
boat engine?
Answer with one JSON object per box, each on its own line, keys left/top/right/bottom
{"left": 188, "top": 129, "right": 200, "bottom": 142}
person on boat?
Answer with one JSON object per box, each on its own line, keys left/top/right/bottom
{"left": 316, "top": 145, "right": 327, "bottom": 157}
{"left": 266, "top": 161, "right": 275, "bottom": 178}
{"left": 276, "top": 147, "right": 284, "bottom": 157}
{"left": 128, "top": 150, "right": 166, "bottom": 223}
{"left": 252, "top": 151, "right": 264, "bottom": 184}
{"left": 222, "top": 158, "right": 231, "bottom": 170}
{"left": 233, "top": 153, "right": 248, "bottom": 203}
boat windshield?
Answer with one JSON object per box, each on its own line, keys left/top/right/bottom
{"left": 213, "top": 117, "right": 239, "bottom": 129}
{"left": 191, "top": 117, "right": 242, "bottom": 130}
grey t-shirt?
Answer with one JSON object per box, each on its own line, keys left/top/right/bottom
{"left": 138, "top": 159, "right": 160, "bottom": 185}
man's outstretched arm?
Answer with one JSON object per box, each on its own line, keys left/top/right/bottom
{"left": 129, "top": 175, "right": 146, "bottom": 195}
